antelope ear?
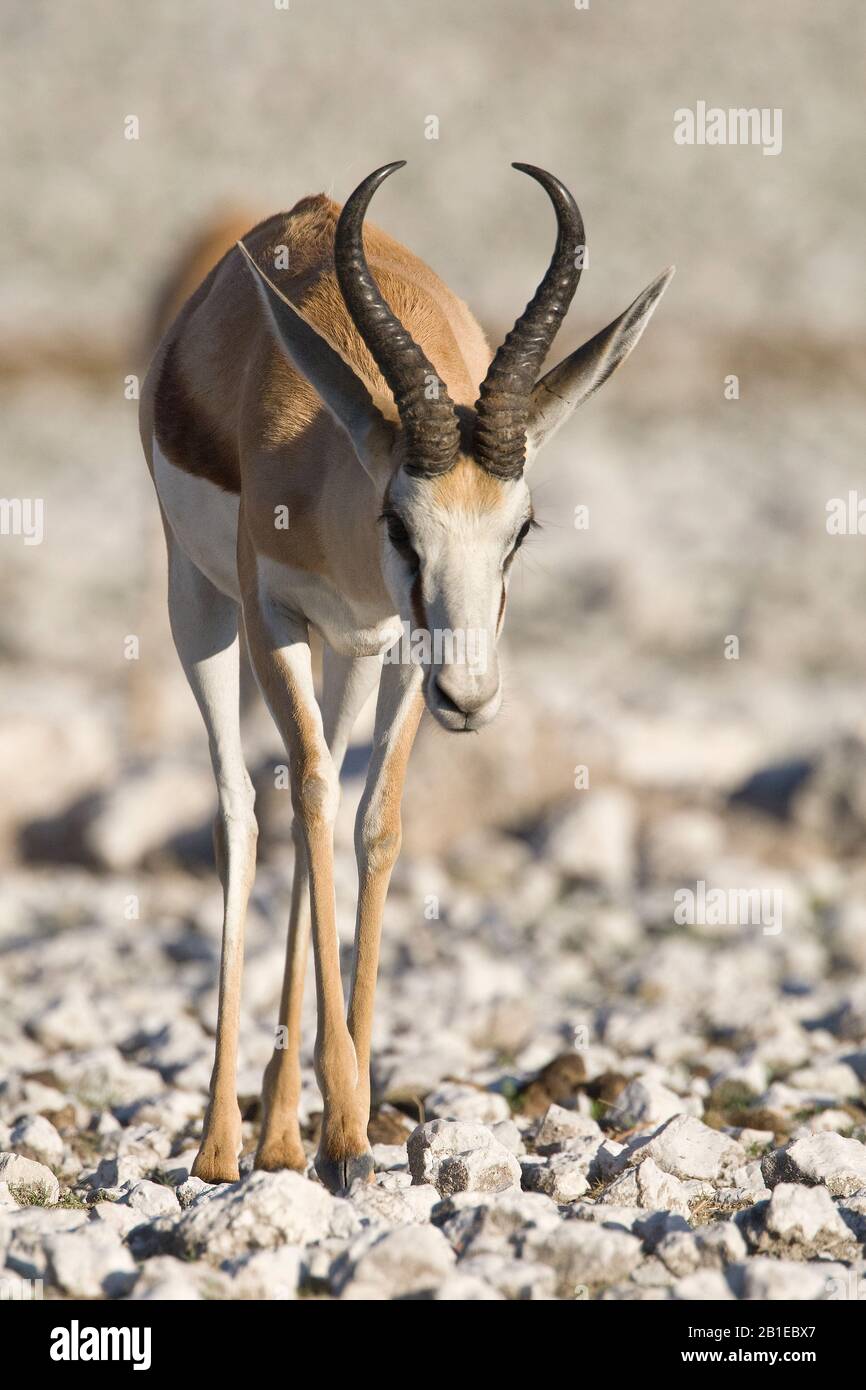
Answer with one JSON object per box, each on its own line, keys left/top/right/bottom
{"left": 525, "top": 266, "right": 674, "bottom": 458}
{"left": 237, "top": 241, "right": 395, "bottom": 485}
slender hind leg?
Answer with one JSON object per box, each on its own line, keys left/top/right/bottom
{"left": 165, "top": 534, "right": 257, "bottom": 1184}
{"left": 255, "top": 645, "right": 381, "bottom": 1174}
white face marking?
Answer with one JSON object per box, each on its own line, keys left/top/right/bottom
{"left": 381, "top": 465, "right": 532, "bottom": 731}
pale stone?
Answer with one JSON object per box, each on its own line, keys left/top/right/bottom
{"left": 533, "top": 1104, "right": 602, "bottom": 1154}
{"left": 520, "top": 1154, "right": 590, "bottom": 1203}
{"left": 0, "top": 1152, "right": 60, "bottom": 1205}
{"left": 407, "top": 1119, "right": 521, "bottom": 1196}
{"left": 523, "top": 1221, "right": 642, "bottom": 1296}
{"left": 425, "top": 1083, "right": 511, "bottom": 1126}
{"left": 171, "top": 1170, "right": 358, "bottom": 1263}
{"left": 333, "top": 1224, "right": 456, "bottom": 1300}
{"left": 228, "top": 1246, "right": 302, "bottom": 1300}
{"left": 118, "top": 1178, "right": 181, "bottom": 1218}
{"left": 44, "top": 1227, "right": 137, "bottom": 1298}
{"left": 630, "top": 1114, "right": 744, "bottom": 1182}
{"left": 606, "top": 1080, "right": 686, "bottom": 1132}
{"left": 763, "top": 1133, "right": 866, "bottom": 1198}
{"left": 9, "top": 1115, "right": 65, "bottom": 1166}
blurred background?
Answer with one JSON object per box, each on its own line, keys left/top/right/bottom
{"left": 2, "top": 0, "right": 866, "bottom": 1176}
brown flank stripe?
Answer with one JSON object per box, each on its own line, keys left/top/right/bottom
{"left": 154, "top": 339, "right": 241, "bottom": 494}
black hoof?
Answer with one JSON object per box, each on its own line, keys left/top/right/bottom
{"left": 315, "top": 1150, "right": 374, "bottom": 1195}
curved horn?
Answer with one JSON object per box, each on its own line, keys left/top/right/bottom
{"left": 334, "top": 162, "right": 460, "bottom": 477}
{"left": 474, "top": 164, "right": 585, "bottom": 478}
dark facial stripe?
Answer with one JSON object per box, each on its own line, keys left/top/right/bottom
{"left": 410, "top": 572, "right": 427, "bottom": 634}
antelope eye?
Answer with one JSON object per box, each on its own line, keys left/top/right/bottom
{"left": 386, "top": 515, "right": 411, "bottom": 548}
{"left": 513, "top": 519, "right": 532, "bottom": 550}
{"left": 384, "top": 513, "right": 419, "bottom": 571}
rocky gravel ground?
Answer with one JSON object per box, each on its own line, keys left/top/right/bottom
{"left": 2, "top": 0, "right": 864, "bottom": 1306}
{"left": 3, "top": 752, "right": 866, "bottom": 1302}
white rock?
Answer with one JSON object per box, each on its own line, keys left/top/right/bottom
{"left": 643, "top": 810, "right": 725, "bottom": 883}
{"left": 350, "top": 1184, "right": 427, "bottom": 1229}
{"left": 728, "top": 1154, "right": 773, "bottom": 1198}
{"left": 605, "top": 1080, "right": 687, "bottom": 1132}
{"left": 762, "top": 1133, "right": 866, "bottom": 1197}
{"left": 376, "top": 1041, "right": 480, "bottom": 1104}
{"left": 439, "top": 1144, "right": 522, "bottom": 1197}
{"left": 489, "top": 1119, "right": 525, "bottom": 1155}
{"left": 425, "top": 1083, "right": 511, "bottom": 1126}
{"left": 523, "top": 1221, "right": 642, "bottom": 1297}
{"left": 791, "top": 1109, "right": 856, "bottom": 1137}
{"left": 0, "top": 1180, "right": 18, "bottom": 1209}
{"left": 430, "top": 1273, "right": 504, "bottom": 1300}
{"left": 175, "top": 1176, "right": 216, "bottom": 1209}
{"left": 172, "top": 1170, "right": 358, "bottom": 1263}
{"left": 601, "top": 1156, "right": 692, "bottom": 1217}
{"left": 44, "top": 1227, "right": 137, "bottom": 1298}
{"left": 9, "top": 1115, "right": 65, "bottom": 1165}
{"left": 3, "top": 1206, "right": 90, "bottom": 1278}
{"left": 593, "top": 1138, "right": 628, "bottom": 1181}
{"left": 540, "top": 789, "right": 636, "bottom": 889}
{"left": 132, "top": 1275, "right": 202, "bottom": 1300}
{"left": 734, "top": 1127, "right": 775, "bottom": 1152}
{"left": 370, "top": 1143, "right": 408, "bottom": 1171}
{"left": 82, "top": 759, "right": 216, "bottom": 871}
{"left": 435, "top": 1190, "right": 560, "bottom": 1256}
{"left": 154, "top": 1150, "right": 197, "bottom": 1186}
{"left": 407, "top": 1120, "right": 521, "bottom": 1196}
{"left": 730, "top": 1257, "right": 844, "bottom": 1301}
{"left": 0, "top": 1152, "right": 60, "bottom": 1205}
{"left": 657, "top": 1221, "right": 747, "bottom": 1276}
{"left": 91, "top": 1156, "right": 147, "bottom": 1190}
{"left": 672, "top": 1270, "right": 734, "bottom": 1300}
{"left": 86, "top": 1120, "right": 175, "bottom": 1190}
{"left": 400, "top": 1184, "right": 440, "bottom": 1222}
{"left": 118, "top": 1178, "right": 180, "bottom": 1218}
{"left": 750, "top": 1182, "right": 855, "bottom": 1258}
{"left": 695, "top": 1221, "right": 748, "bottom": 1266}
{"left": 461, "top": 1252, "right": 556, "bottom": 1300}
{"left": 47, "top": 1050, "right": 163, "bottom": 1110}
{"left": 113, "top": 1121, "right": 173, "bottom": 1161}
{"left": 129, "top": 1255, "right": 230, "bottom": 1301}
{"left": 521, "top": 1154, "right": 589, "bottom": 1203}
{"left": 655, "top": 1230, "right": 701, "bottom": 1277}
{"left": 787, "top": 1060, "right": 861, "bottom": 1101}
{"left": 569, "top": 1203, "right": 652, "bottom": 1237}
{"left": 228, "top": 1246, "right": 302, "bottom": 1300}
{"left": 534, "top": 1104, "right": 602, "bottom": 1154}
{"left": 373, "top": 1169, "right": 413, "bottom": 1192}
{"left": 88, "top": 1200, "right": 144, "bottom": 1235}
{"left": 26, "top": 992, "right": 109, "bottom": 1051}
{"left": 334, "top": 1225, "right": 456, "bottom": 1300}
{"left": 631, "top": 1114, "right": 744, "bottom": 1182}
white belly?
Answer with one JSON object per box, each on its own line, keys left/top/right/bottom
{"left": 153, "top": 438, "right": 240, "bottom": 600}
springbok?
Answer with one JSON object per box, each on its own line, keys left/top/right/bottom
{"left": 140, "top": 162, "right": 673, "bottom": 1193}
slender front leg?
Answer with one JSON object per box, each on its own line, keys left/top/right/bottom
{"left": 243, "top": 581, "right": 373, "bottom": 1191}
{"left": 256, "top": 649, "right": 381, "bottom": 1174}
{"left": 166, "top": 537, "right": 257, "bottom": 1185}
{"left": 348, "top": 658, "right": 424, "bottom": 1129}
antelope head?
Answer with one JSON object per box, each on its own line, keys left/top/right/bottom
{"left": 241, "top": 162, "right": 673, "bottom": 733}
